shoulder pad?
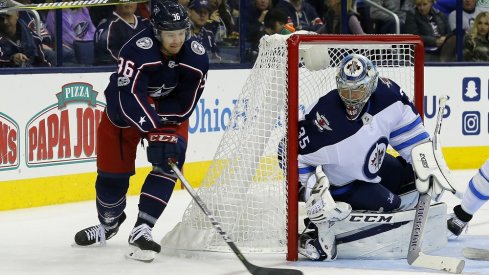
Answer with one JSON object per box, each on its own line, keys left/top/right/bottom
{"left": 119, "top": 28, "right": 161, "bottom": 67}
{"left": 178, "top": 38, "right": 209, "bottom": 71}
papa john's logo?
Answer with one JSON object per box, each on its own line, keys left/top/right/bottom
{"left": 25, "top": 82, "right": 105, "bottom": 167}
{"left": 363, "top": 137, "right": 388, "bottom": 179}
{"left": 0, "top": 112, "right": 20, "bottom": 171}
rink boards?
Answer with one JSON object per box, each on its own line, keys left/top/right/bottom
{"left": 0, "top": 66, "right": 488, "bottom": 210}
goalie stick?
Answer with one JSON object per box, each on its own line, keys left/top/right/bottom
{"left": 169, "top": 161, "right": 303, "bottom": 275}
{"left": 462, "top": 247, "right": 489, "bottom": 261}
{"left": 0, "top": 0, "right": 147, "bottom": 11}
{"left": 407, "top": 96, "right": 465, "bottom": 274}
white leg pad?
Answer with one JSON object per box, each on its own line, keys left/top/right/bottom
{"left": 299, "top": 202, "right": 447, "bottom": 259}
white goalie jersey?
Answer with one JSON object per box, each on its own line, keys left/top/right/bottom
{"left": 298, "top": 78, "right": 430, "bottom": 187}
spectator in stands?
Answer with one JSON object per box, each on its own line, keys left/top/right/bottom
{"left": 178, "top": 0, "right": 191, "bottom": 8}
{"left": 207, "top": 0, "right": 237, "bottom": 43}
{"left": 308, "top": 0, "right": 326, "bottom": 17}
{"left": 263, "top": 7, "right": 295, "bottom": 35}
{"left": 247, "top": 0, "right": 272, "bottom": 50}
{"left": 94, "top": 3, "right": 150, "bottom": 65}
{"left": 478, "top": 0, "right": 489, "bottom": 11}
{"left": 403, "top": 0, "right": 451, "bottom": 61}
{"left": 448, "top": 0, "right": 482, "bottom": 32}
{"left": 46, "top": 7, "right": 96, "bottom": 65}
{"left": 463, "top": 11, "right": 489, "bottom": 61}
{"left": 318, "top": 0, "right": 365, "bottom": 34}
{"left": 274, "top": 0, "right": 323, "bottom": 31}
{"left": 89, "top": 6, "right": 114, "bottom": 27}
{"left": 228, "top": 0, "right": 240, "bottom": 22}
{"left": 188, "top": 0, "right": 221, "bottom": 62}
{"left": 432, "top": 0, "right": 456, "bottom": 15}
{"left": 369, "top": 0, "right": 406, "bottom": 33}
{"left": 246, "top": 7, "right": 294, "bottom": 63}
{"left": 136, "top": 3, "right": 150, "bottom": 18}
{"left": 15, "top": 0, "right": 55, "bottom": 65}
{"left": 0, "top": 9, "right": 50, "bottom": 67}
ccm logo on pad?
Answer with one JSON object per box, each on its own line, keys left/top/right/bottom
{"left": 148, "top": 133, "right": 178, "bottom": 143}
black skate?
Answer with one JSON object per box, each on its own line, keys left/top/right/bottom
{"left": 74, "top": 212, "right": 126, "bottom": 246}
{"left": 126, "top": 224, "right": 161, "bottom": 262}
{"left": 447, "top": 213, "right": 468, "bottom": 237}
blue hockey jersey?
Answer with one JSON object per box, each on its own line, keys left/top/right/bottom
{"left": 298, "top": 77, "right": 430, "bottom": 187}
{"left": 104, "top": 27, "right": 209, "bottom": 132}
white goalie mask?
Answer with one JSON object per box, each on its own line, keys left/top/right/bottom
{"left": 336, "top": 54, "right": 379, "bottom": 120}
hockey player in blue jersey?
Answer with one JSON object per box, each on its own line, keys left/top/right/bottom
{"left": 448, "top": 158, "right": 489, "bottom": 237}
{"left": 74, "top": 0, "right": 209, "bottom": 262}
{"left": 296, "top": 54, "right": 438, "bottom": 261}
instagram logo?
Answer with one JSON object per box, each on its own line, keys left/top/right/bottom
{"left": 462, "top": 111, "right": 480, "bottom": 135}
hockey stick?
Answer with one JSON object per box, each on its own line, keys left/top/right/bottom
{"left": 462, "top": 247, "right": 489, "bottom": 261}
{"left": 0, "top": 0, "right": 147, "bottom": 11}
{"left": 407, "top": 96, "right": 465, "bottom": 273}
{"left": 169, "top": 161, "right": 303, "bottom": 275}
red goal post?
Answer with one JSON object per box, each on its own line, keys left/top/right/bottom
{"left": 160, "top": 33, "right": 425, "bottom": 262}
{"left": 285, "top": 34, "right": 424, "bottom": 260}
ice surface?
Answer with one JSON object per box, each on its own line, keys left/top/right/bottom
{"left": 1, "top": 170, "right": 488, "bottom": 275}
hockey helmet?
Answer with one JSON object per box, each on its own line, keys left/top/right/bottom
{"left": 151, "top": 0, "right": 190, "bottom": 31}
{"left": 336, "top": 54, "right": 379, "bottom": 120}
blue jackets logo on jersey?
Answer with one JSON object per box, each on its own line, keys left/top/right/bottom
{"left": 191, "top": 41, "right": 205, "bottom": 55}
{"left": 363, "top": 137, "right": 388, "bottom": 179}
{"left": 136, "top": 37, "right": 153, "bottom": 49}
{"left": 314, "top": 112, "right": 332, "bottom": 132}
{"left": 118, "top": 76, "right": 130, "bottom": 87}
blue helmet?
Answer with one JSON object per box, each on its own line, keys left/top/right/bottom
{"left": 151, "top": 0, "right": 190, "bottom": 31}
{"left": 336, "top": 54, "right": 379, "bottom": 120}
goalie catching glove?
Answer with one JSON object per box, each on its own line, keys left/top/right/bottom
{"left": 301, "top": 166, "right": 351, "bottom": 261}
{"left": 411, "top": 140, "right": 457, "bottom": 201}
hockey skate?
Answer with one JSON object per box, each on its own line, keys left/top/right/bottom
{"left": 299, "top": 230, "right": 336, "bottom": 261}
{"left": 447, "top": 213, "right": 468, "bottom": 237}
{"left": 74, "top": 212, "right": 126, "bottom": 246}
{"left": 126, "top": 223, "right": 161, "bottom": 262}
{"left": 447, "top": 205, "right": 472, "bottom": 238}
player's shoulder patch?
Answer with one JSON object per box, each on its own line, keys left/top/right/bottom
{"left": 191, "top": 40, "right": 206, "bottom": 55}
{"left": 136, "top": 37, "right": 153, "bottom": 49}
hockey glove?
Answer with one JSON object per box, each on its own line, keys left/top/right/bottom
{"left": 146, "top": 127, "right": 180, "bottom": 168}
{"left": 306, "top": 166, "right": 351, "bottom": 224}
{"left": 411, "top": 141, "right": 457, "bottom": 201}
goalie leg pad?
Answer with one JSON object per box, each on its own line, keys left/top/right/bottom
{"left": 331, "top": 203, "right": 448, "bottom": 259}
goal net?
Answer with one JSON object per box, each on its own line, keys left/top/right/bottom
{"left": 161, "top": 33, "right": 424, "bottom": 260}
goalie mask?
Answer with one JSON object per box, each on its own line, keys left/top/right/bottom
{"left": 151, "top": 0, "right": 190, "bottom": 52}
{"left": 336, "top": 54, "right": 379, "bottom": 120}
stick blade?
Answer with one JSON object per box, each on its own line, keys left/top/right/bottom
{"left": 410, "top": 253, "right": 464, "bottom": 274}
{"left": 462, "top": 247, "right": 489, "bottom": 261}
{"left": 249, "top": 266, "right": 303, "bottom": 275}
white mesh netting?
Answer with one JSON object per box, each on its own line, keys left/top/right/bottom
{"left": 161, "top": 33, "right": 419, "bottom": 254}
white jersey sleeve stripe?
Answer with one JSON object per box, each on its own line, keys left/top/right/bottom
{"left": 468, "top": 179, "right": 489, "bottom": 200}
{"left": 390, "top": 116, "right": 423, "bottom": 138}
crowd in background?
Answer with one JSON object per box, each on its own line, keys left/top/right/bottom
{"left": 1, "top": 0, "right": 489, "bottom": 67}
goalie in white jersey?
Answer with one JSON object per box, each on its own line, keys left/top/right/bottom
{"left": 295, "top": 54, "right": 432, "bottom": 261}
